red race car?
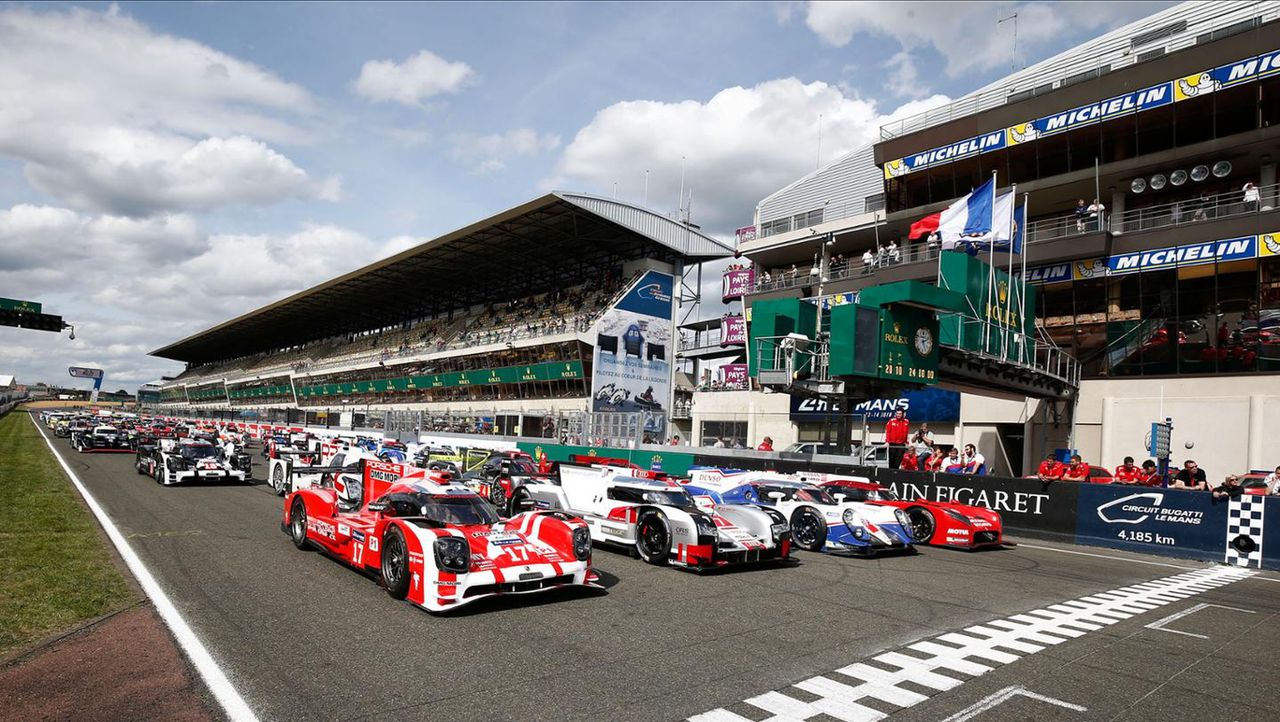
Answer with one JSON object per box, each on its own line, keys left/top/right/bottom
{"left": 283, "top": 459, "right": 600, "bottom": 613}
{"left": 811, "top": 476, "right": 1006, "bottom": 550}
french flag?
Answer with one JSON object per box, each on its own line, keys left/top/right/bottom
{"left": 935, "top": 179, "right": 1021, "bottom": 254}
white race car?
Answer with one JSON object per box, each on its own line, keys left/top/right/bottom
{"left": 513, "top": 463, "right": 793, "bottom": 570}
{"left": 683, "top": 468, "right": 915, "bottom": 555}
{"left": 150, "top": 439, "right": 247, "bottom": 486}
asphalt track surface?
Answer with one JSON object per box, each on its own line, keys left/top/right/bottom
{"left": 45, "top": 430, "right": 1280, "bottom": 722}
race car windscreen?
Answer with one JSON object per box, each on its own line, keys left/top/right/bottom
{"left": 827, "top": 485, "right": 898, "bottom": 502}
{"left": 180, "top": 445, "right": 219, "bottom": 461}
{"left": 756, "top": 485, "right": 837, "bottom": 504}
{"left": 414, "top": 494, "right": 502, "bottom": 526}
{"left": 503, "top": 459, "right": 538, "bottom": 475}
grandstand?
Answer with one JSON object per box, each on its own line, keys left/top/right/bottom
{"left": 152, "top": 192, "right": 732, "bottom": 428}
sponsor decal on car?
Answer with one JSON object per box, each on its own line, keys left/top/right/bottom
{"left": 338, "top": 523, "right": 351, "bottom": 537}
{"left": 600, "top": 524, "right": 629, "bottom": 538}
{"left": 308, "top": 518, "right": 336, "bottom": 540}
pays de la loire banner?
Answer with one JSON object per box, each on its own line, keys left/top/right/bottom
{"left": 591, "top": 270, "right": 675, "bottom": 430}
{"left": 721, "top": 314, "right": 746, "bottom": 346}
{"left": 719, "top": 363, "right": 749, "bottom": 389}
{"left": 722, "top": 268, "right": 754, "bottom": 301}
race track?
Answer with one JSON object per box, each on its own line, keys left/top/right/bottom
{"left": 41, "top": 425, "right": 1280, "bottom": 722}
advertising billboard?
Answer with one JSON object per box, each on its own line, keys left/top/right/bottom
{"left": 721, "top": 314, "right": 746, "bottom": 346}
{"left": 722, "top": 268, "right": 754, "bottom": 301}
{"left": 591, "top": 271, "right": 675, "bottom": 430}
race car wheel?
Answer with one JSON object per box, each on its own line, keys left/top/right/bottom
{"left": 907, "top": 507, "right": 935, "bottom": 544}
{"left": 790, "top": 507, "right": 827, "bottom": 552}
{"left": 289, "top": 498, "right": 311, "bottom": 551}
{"left": 271, "top": 465, "right": 287, "bottom": 496}
{"left": 154, "top": 463, "right": 164, "bottom": 485}
{"left": 510, "top": 488, "right": 533, "bottom": 514}
{"left": 635, "top": 513, "right": 671, "bottom": 566}
{"left": 489, "top": 482, "right": 509, "bottom": 516}
{"left": 380, "top": 527, "right": 410, "bottom": 600}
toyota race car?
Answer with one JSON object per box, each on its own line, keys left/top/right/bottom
{"left": 683, "top": 468, "right": 914, "bottom": 555}
{"left": 808, "top": 475, "right": 1006, "bottom": 550}
{"left": 514, "top": 463, "right": 793, "bottom": 570}
{"left": 282, "top": 459, "right": 600, "bottom": 612}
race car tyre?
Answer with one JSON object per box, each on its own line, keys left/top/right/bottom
{"left": 271, "top": 465, "right": 287, "bottom": 496}
{"left": 906, "top": 507, "right": 935, "bottom": 544}
{"left": 154, "top": 464, "right": 164, "bottom": 485}
{"left": 790, "top": 507, "right": 827, "bottom": 552}
{"left": 510, "top": 488, "right": 533, "bottom": 515}
{"left": 380, "top": 527, "right": 410, "bottom": 600}
{"left": 289, "top": 498, "right": 311, "bottom": 551}
{"left": 489, "top": 482, "right": 509, "bottom": 516}
{"left": 635, "top": 512, "right": 671, "bottom": 566}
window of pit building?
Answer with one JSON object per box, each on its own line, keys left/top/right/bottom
{"left": 700, "top": 420, "right": 747, "bottom": 447}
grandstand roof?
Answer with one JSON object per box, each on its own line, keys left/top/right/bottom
{"left": 152, "top": 192, "right": 732, "bottom": 364}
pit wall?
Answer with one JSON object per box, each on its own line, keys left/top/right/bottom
{"left": 518, "top": 440, "right": 1275, "bottom": 571}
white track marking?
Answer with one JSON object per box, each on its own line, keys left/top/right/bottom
{"left": 938, "top": 685, "right": 1087, "bottom": 722}
{"left": 689, "top": 565, "right": 1252, "bottom": 722}
{"left": 1144, "top": 602, "right": 1257, "bottom": 638}
{"left": 1016, "top": 542, "right": 1202, "bottom": 570}
{"left": 32, "top": 416, "right": 258, "bottom": 721}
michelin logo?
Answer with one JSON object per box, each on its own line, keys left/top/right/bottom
{"left": 1177, "top": 72, "right": 1220, "bottom": 99}
{"left": 1007, "top": 122, "right": 1039, "bottom": 144}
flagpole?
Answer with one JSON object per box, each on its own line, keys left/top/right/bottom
{"left": 1020, "top": 192, "right": 1030, "bottom": 363}
{"left": 1003, "top": 183, "right": 1017, "bottom": 362}
{"left": 984, "top": 170, "right": 997, "bottom": 354}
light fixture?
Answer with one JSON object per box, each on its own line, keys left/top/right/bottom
{"left": 1130, "top": 178, "right": 1147, "bottom": 193}
{"left": 1170, "top": 169, "right": 1188, "bottom": 186}
{"left": 1150, "top": 174, "right": 1167, "bottom": 190}
{"left": 1212, "top": 160, "right": 1232, "bottom": 178}
{"left": 1191, "top": 165, "right": 1210, "bottom": 182}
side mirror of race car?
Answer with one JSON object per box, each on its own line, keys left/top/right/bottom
{"left": 832, "top": 493, "right": 847, "bottom": 503}
{"left": 767, "top": 491, "right": 786, "bottom": 502}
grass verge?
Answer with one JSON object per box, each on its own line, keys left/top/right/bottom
{"left": 0, "top": 412, "right": 137, "bottom": 657}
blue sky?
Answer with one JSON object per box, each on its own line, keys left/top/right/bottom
{"left": 0, "top": 1, "right": 1174, "bottom": 390}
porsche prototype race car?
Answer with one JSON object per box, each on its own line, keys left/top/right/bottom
{"left": 142, "top": 439, "right": 248, "bottom": 486}
{"left": 683, "top": 468, "right": 914, "bottom": 555}
{"left": 282, "top": 459, "right": 600, "bottom": 612}
{"left": 72, "top": 425, "right": 134, "bottom": 453}
{"left": 514, "top": 463, "right": 793, "bottom": 570}
{"left": 808, "top": 474, "right": 1006, "bottom": 550}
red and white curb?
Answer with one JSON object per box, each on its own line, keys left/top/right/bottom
{"left": 690, "top": 565, "right": 1253, "bottom": 722}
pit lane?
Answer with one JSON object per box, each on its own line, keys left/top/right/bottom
{"left": 45, "top": 431, "right": 1280, "bottom": 721}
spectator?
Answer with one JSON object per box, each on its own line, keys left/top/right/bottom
{"left": 961, "top": 443, "right": 985, "bottom": 475}
{"left": 924, "top": 446, "right": 946, "bottom": 471}
{"left": 862, "top": 249, "right": 874, "bottom": 272}
{"left": 788, "top": 264, "right": 798, "bottom": 281}
{"left": 1243, "top": 181, "right": 1260, "bottom": 212}
{"left": 899, "top": 449, "right": 919, "bottom": 471}
{"left": 711, "top": 437, "right": 725, "bottom": 448}
{"left": 1062, "top": 454, "right": 1090, "bottom": 482}
{"left": 668, "top": 435, "right": 681, "bottom": 446}
{"left": 887, "top": 241, "right": 900, "bottom": 264}
{"left": 884, "top": 409, "right": 911, "bottom": 469}
{"left": 1211, "top": 475, "right": 1244, "bottom": 503}
{"left": 1192, "top": 190, "right": 1211, "bottom": 221}
{"left": 910, "top": 423, "right": 934, "bottom": 466}
{"left": 876, "top": 245, "right": 888, "bottom": 267}
{"left": 1073, "top": 199, "right": 1088, "bottom": 232}
{"left": 756, "top": 436, "right": 774, "bottom": 452}
{"left": 1036, "top": 452, "right": 1064, "bottom": 482}
{"left": 1087, "top": 198, "right": 1105, "bottom": 231}
{"left": 1138, "top": 460, "right": 1163, "bottom": 486}
{"left": 942, "top": 447, "right": 964, "bottom": 473}
{"left": 731, "top": 439, "right": 745, "bottom": 450}
{"left": 1265, "top": 465, "right": 1280, "bottom": 495}
{"left": 1172, "top": 459, "right": 1208, "bottom": 490}
{"left": 1113, "top": 456, "right": 1142, "bottom": 484}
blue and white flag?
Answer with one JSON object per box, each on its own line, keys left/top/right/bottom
{"left": 939, "top": 179, "right": 1020, "bottom": 253}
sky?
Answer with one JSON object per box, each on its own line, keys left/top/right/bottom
{"left": 0, "top": 0, "right": 1174, "bottom": 392}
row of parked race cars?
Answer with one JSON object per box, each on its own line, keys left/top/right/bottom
{"left": 42, "top": 411, "right": 1008, "bottom": 614}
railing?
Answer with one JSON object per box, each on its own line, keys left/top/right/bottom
{"left": 1108, "top": 182, "right": 1278, "bottom": 235}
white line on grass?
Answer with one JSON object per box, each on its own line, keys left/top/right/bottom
{"left": 31, "top": 415, "right": 257, "bottom": 721}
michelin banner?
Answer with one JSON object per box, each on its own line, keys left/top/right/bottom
{"left": 591, "top": 270, "right": 675, "bottom": 429}
{"left": 1026, "top": 232, "right": 1269, "bottom": 284}
{"left": 884, "top": 45, "right": 1280, "bottom": 179}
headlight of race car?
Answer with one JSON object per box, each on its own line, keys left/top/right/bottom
{"left": 943, "top": 508, "right": 971, "bottom": 524}
{"left": 894, "top": 508, "right": 911, "bottom": 529}
{"left": 692, "top": 514, "right": 718, "bottom": 541}
{"left": 851, "top": 525, "right": 867, "bottom": 540}
{"left": 433, "top": 537, "right": 470, "bottom": 573}
{"left": 572, "top": 527, "right": 592, "bottom": 560}
{"left": 842, "top": 508, "right": 856, "bottom": 526}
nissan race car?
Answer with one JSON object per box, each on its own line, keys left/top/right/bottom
{"left": 142, "top": 439, "right": 248, "bottom": 486}
{"left": 71, "top": 425, "right": 134, "bottom": 453}
{"left": 514, "top": 463, "right": 793, "bottom": 570}
{"left": 683, "top": 469, "right": 914, "bottom": 556}
{"left": 809, "top": 475, "right": 1006, "bottom": 550}
{"left": 282, "top": 459, "right": 600, "bottom": 613}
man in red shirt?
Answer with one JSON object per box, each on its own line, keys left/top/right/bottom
{"left": 1138, "top": 460, "right": 1163, "bottom": 486}
{"left": 884, "top": 409, "right": 910, "bottom": 469}
{"left": 1113, "top": 456, "right": 1142, "bottom": 484}
{"left": 899, "top": 450, "right": 919, "bottom": 471}
{"left": 1036, "top": 453, "right": 1064, "bottom": 482}
{"left": 756, "top": 436, "right": 774, "bottom": 452}
{"left": 1062, "top": 454, "right": 1090, "bottom": 482}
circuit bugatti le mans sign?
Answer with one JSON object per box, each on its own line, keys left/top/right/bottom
{"left": 68, "top": 366, "right": 104, "bottom": 380}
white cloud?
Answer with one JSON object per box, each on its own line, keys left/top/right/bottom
{"left": 0, "top": 205, "right": 422, "bottom": 389}
{"left": 452, "top": 129, "right": 561, "bottom": 173}
{"left": 884, "top": 51, "right": 927, "bottom": 99}
{"left": 803, "top": 1, "right": 1167, "bottom": 76}
{"left": 0, "top": 5, "right": 331, "bottom": 215}
{"left": 551, "top": 78, "right": 949, "bottom": 232}
{"left": 354, "top": 49, "right": 476, "bottom": 106}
